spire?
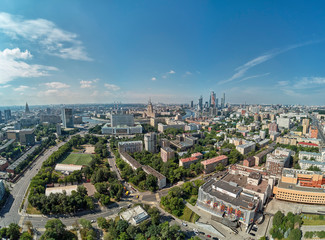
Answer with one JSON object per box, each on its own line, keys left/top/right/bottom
{"left": 25, "top": 102, "right": 30, "bottom": 114}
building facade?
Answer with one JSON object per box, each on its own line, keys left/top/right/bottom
{"left": 62, "top": 108, "right": 74, "bottom": 128}
{"left": 144, "top": 132, "right": 157, "bottom": 153}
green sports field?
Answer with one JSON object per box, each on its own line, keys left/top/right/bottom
{"left": 61, "top": 153, "right": 93, "bottom": 166}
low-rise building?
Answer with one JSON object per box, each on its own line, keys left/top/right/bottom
{"left": 299, "top": 160, "right": 325, "bottom": 172}
{"left": 201, "top": 155, "right": 228, "bottom": 174}
{"left": 119, "top": 151, "right": 142, "bottom": 170}
{"left": 191, "top": 152, "right": 203, "bottom": 160}
{"left": 0, "top": 158, "right": 9, "bottom": 171}
{"left": 120, "top": 205, "right": 149, "bottom": 225}
{"left": 179, "top": 157, "right": 199, "bottom": 168}
{"left": 273, "top": 168, "right": 325, "bottom": 204}
{"left": 236, "top": 142, "right": 256, "bottom": 155}
{"left": 299, "top": 151, "right": 323, "bottom": 161}
{"left": 118, "top": 141, "right": 143, "bottom": 153}
{"left": 54, "top": 164, "right": 83, "bottom": 174}
{"left": 142, "top": 165, "right": 167, "bottom": 189}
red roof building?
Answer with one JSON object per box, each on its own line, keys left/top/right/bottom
{"left": 201, "top": 155, "right": 228, "bottom": 174}
{"left": 179, "top": 157, "right": 199, "bottom": 168}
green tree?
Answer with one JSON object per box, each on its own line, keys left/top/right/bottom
{"left": 19, "top": 232, "right": 33, "bottom": 240}
{"left": 288, "top": 228, "right": 302, "bottom": 240}
{"left": 97, "top": 217, "right": 109, "bottom": 230}
{"left": 8, "top": 223, "right": 21, "bottom": 240}
{"left": 273, "top": 211, "right": 284, "bottom": 226}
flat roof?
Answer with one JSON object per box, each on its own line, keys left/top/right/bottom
{"left": 201, "top": 179, "right": 258, "bottom": 210}
{"left": 277, "top": 180, "right": 325, "bottom": 194}
{"left": 45, "top": 185, "right": 78, "bottom": 196}
{"left": 161, "top": 147, "right": 174, "bottom": 152}
{"left": 180, "top": 157, "right": 198, "bottom": 163}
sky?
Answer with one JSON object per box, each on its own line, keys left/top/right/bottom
{"left": 0, "top": 0, "right": 325, "bottom": 106}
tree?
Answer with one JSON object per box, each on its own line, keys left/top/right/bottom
{"left": 41, "top": 219, "right": 68, "bottom": 240}
{"left": 116, "top": 220, "right": 129, "bottom": 233}
{"left": 79, "top": 218, "right": 92, "bottom": 229}
{"left": 97, "top": 217, "right": 109, "bottom": 230}
{"left": 8, "top": 223, "right": 20, "bottom": 240}
{"left": 215, "top": 163, "right": 225, "bottom": 171}
{"left": 19, "top": 232, "right": 33, "bottom": 240}
{"left": 145, "top": 174, "right": 158, "bottom": 192}
{"left": 273, "top": 211, "right": 284, "bottom": 227}
{"left": 288, "top": 228, "right": 302, "bottom": 240}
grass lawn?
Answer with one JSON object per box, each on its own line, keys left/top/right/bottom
{"left": 61, "top": 153, "right": 93, "bottom": 166}
{"left": 301, "top": 214, "right": 325, "bottom": 225}
{"left": 26, "top": 202, "right": 41, "bottom": 215}
{"left": 179, "top": 206, "right": 200, "bottom": 223}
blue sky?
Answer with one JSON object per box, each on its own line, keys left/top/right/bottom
{"left": 0, "top": 0, "right": 325, "bottom": 106}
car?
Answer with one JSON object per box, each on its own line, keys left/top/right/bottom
{"left": 182, "top": 222, "right": 187, "bottom": 226}
{"left": 194, "top": 232, "right": 199, "bottom": 235}
{"left": 212, "top": 238, "right": 219, "bottom": 240}
{"left": 249, "top": 232, "right": 256, "bottom": 236}
{"left": 91, "top": 220, "right": 95, "bottom": 223}
{"left": 206, "top": 235, "right": 211, "bottom": 238}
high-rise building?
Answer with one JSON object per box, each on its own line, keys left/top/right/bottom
{"left": 302, "top": 118, "right": 310, "bottom": 135}
{"left": 62, "top": 108, "right": 74, "bottom": 128}
{"left": 198, "top": 96, "right": 203, "bottom": 111}
{"left": 210, "top": 91, "right": 216, "bottom": 108}
{"left": 111, "top": 113, "right": 134, "bottom": 127}
{"left": 309, "top": 126, "right": 318, "bottom": 139}
{"left": 215, "top": 98, "right": 218, "bottom": 108}
{"left": 0, "top": 111, "right": 2, "bottom": 123}
{"left": 4, "top": 110, "right": 11, "bottom": 121}
{"left": 220, "top": 93, "right": 225, "bottom": 109}
{"left": 190, "top": 101, "right": 193, "bottom": 108}
{"left": 25, "top": 102, "right": 30, "bottom": 114}
{"left": 144, "top": 132, "right": 157, "bottom": 153}
{"left": 56, "top": 124, "right": 62, "bottom": 136}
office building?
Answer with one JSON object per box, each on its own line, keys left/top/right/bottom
{"left": 0, "top": 111, "right": 2, "bottom": 123}
{"left": 40, "top": 114, "right": 61, "bottom": 124}
{"left": 62, "top": 108, "right": 74, "bottom": 128}
{"left": 197, "top": 177, "right": 260, "bottom": 227}
{"left": 302, "top": 118, "right": 310, "bottom": 135}
{"left": 25, "top": 102, "right": 30, "bottom": 114}
{"left": 160, "top": 147, "right": 175, "bottom": 163}
{"left": 277, "top": 117, "right": 291, "bottom": 129}
{"left": 190, "top": 101, "right": 194, "bottom": 108}
{"left": 4, "top": 110, "right": 11, "bottom": 121}
{"left": 144, "top": 132, "right": 157, "bottom": 153}
{"left": 198, "top": 96, "right": 203, "bottom": 111}
{"left": 102, "top": 113, "right": 142, "bottom": 135}
{"left": 111, "top": 113, "right": 134, "bottom": 127}
{"left": 273, "top": 168, "right": 325, "bottom": 204}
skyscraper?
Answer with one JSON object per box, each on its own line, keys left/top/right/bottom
{"left": 144, "top": 132, "right": 157, "bottom": 153}
{"left": 4, "top": 110, "right": 11, "bottom": 121}
{"left": 25, "top": 102, "right": 30, "bottom": 114}
{"left": 221, "top": 92, "right": 225, "bottom": 108}
{"left": 0, "top": 111, "right": 2, "bottom": 123}
{"left": 62, "top": 108, "right": 74, "bottom": 128}
{"left": 190, "top": 101, "right": 193, "bottom": 108}
{"left": 198, "top": 96, "right": 203, "bottom": 111}
{"left": 302, "top": 118, "right": 310, "bottom": 135}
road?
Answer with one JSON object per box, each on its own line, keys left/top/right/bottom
{"left": 0, "top": 140, "right": 67, "bottom": 227}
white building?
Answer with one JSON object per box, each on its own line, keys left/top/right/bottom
{"left": 276, "top": 117, "right": 291, "bottom": 129}
{"left": 120, "top": 205, "right": 149, "bottom": 225}
{"left": 236, "top": 141, "right": 256, "bottom": 155}
{"left": 144, "top": 132, "right": 157, "bottom": 153}
{"left": 118, "top": 141, "right": 143, "bottom": 153}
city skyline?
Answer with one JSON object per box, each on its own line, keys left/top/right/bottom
{"left": 1, "top": 1, "right": 325, "bottom": 106}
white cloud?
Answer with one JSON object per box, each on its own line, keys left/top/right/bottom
{"left": 0, "top": 84, "right": 10, "bottom": 88}
{"left": 0, "top": 12, "right": 91, "bottom": 61}
{"left": 277, "top": 81, "right": 289, "bottom": 86}
{"left": 294, "top": 77, "right": 325, "bottom": 89}
{"left": 45, "top": 81, "right": 70, "bottom": 89}
{"left": 0, "top": 48, "right": 57, "bottom": 84}
{"left": 14, "top": 85, "right": 30, "bottom": 91}
{"left": 168, "top": 70, "right": 175, "bottom": 74}
{"left": 80, "top": 78, "right": 99, "bottom": 88}
{"left": 151, "top": 77, "right": 157, "bottom": 81}
{"left": 104, "top": 83, "right": 120, "bottom": 91}
{"left": 221, "top": 41, "right": 320, "bottom": 84}
{"left": 238, "top": 73, "right": 270, "bottom": 82}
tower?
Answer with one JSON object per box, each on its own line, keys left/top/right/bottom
{"left": 25, "top": 102, "right": 30, "bottom": 114}
{"left": 147, "top": 98, "right": 153, "bottom": 115}
{"left": 144, "top": 132, "right": 157, "bottom": 153}
{"left": 198, "top": 96, "right": 203, "bottom": 111}
{"left": 62, "top": 108, "right": 74, "bottom": 128}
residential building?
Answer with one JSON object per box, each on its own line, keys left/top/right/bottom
{"left": 144, "top": 132, "right": 157, "bottom": 153}
{"left": 160, "top": 147, "right": 175, "bottom": 163}
{"left": 269, "top": 122, "right": 279, "bottom": 133}
{"left": 0, "top": 180, "right": 6, "bottom": 201}
{"left": 118, "top": 141, "right": 143, "bottom": 153}
{"left": 310, "top": 126, "right": 318, "bottom": 139}
{"left": 142, "top": 165, "right": 166, "bottom": 189}
{"left": 236, "top": 142, "right": 256, "bottom": 155}
{"left": 4, "top": 110, "right": 11, "bottom": 121}
{"left": 265, "top": 148, "right": 292, "bottom": 176}
{"left": 191, "top": 152, "right": 203, "bottom": 160}
{"left": 276, "top": 136, "right": 297, "bottom": 146}
{"left": 7, "top": 145, "right": 39, "bottom": 174}
{"left": 201, "top": 155, "right": 228, "bottom": 174}
{"left": 302, "top": 118, "right": 310, "bottom": 135}
{"left": 62, "top": 108, "right": 74, "bottom": 128}
{"left": 299, "top": 160, "right": 325, "bottom": 172}
{"left": 299, "top": 151, "right": 323, "bottom": 161}
{"left": 0, "top": 159, "right": 8, "bottom": 171}
{"left": 179, "top": 157, "right": 199, "bottom": 168}
{"left": 277, "top": 117, "right": 291, "bottom": 129}
{"left": 273, "top": 168, "right": 325, "bottom": 204}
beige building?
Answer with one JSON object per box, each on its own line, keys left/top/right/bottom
{"left": 302, "top": 118, "right": 310, "bottom": 135}
{"left": 160, "top": 147, "right": 175, "bottom": 163}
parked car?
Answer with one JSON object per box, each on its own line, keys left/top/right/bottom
{"left": 182, "top": 222, "right": 187, "bottom": 227}
{"left": 206, "top": 235, "right": 211, "bottom": 238}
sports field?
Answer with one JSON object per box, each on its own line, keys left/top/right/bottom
{"left": 61, "top": 153, "right": 93, "bottom": 166}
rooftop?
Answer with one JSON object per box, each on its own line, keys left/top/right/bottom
{"left": 201, "top": 155, "right": 228, "bottom": 166}
{"left": 161, "top": 147, "right": 174, "bottom": 153}
{"left": 180, "top": 157, "right": 198, "bottom": 163}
